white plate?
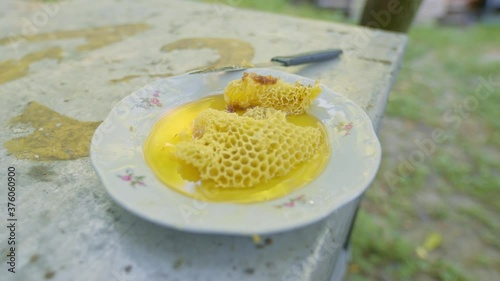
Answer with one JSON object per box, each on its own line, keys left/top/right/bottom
{"left": 90, "top": 69, "right": 381, "bottom": 235}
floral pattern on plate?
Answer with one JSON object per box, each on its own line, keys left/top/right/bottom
{"left": 336, "top": 121, "right": 354, "bottom": 136}
{"left": 275, "top": 195, "right": 307, "bottom": 208}
{"left": 134, "top": 90, "right": 162, "bottom": 109}
{"left": 118, "top": 169, "right": 146, "bottom": 187}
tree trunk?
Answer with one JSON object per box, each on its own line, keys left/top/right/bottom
{"left": 359, "top": 0, "right": 423, "bottom": 32}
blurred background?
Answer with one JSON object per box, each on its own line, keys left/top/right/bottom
{"left": 197, "top": 1, "right": 500, "bottom": 280}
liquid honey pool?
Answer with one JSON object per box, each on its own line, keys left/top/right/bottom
{"left": 143, "top": 94, "right": 330, "bottom": 203}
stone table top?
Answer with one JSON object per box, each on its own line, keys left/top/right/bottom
{"left": 0, "top": 0, "right": 406, "bottom": 280}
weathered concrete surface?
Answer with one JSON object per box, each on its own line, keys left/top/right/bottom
{"left": 0, "top": 0, "right": 406, "bottom": 280}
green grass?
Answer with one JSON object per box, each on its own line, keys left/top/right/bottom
{"left": 366, "top": 23, "right": 500, "bottom": 280}
{"left": 197, "top": 1, "right": 500, "bottom": 279}
{"left": 201, "top": 0, "right": 349, "bottom": 22}
{"left": 350, "top": 210, "right": 473, "bottom": 281}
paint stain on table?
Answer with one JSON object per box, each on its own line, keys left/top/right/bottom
{"left": 44, "top": 270, "right": 56, "bottom": 279}
{"left": 109, "top": 37, "right": 254, "bottom": 83}
{"left": 27, "top": 165, "right": 56, "bottom": 181}
{"left": 0, "top": 47, "right": 63, "bottom": 85}
{"left": 161, "top": 37, "right": 254, "bottom": 69}
{"left": 30, "top": 254, "right": 40, "bottom": 263}
{"left": 109, "top": 74, "right": 142, "bottom": 84}
{"left": 173, "top": 258, "right": 185, "bottom": 270}
{"left": 0, "top": 23, "right": 150, "bottom": 84}
{"left": 4, "top": 102, "right": 101, "bottom": 160}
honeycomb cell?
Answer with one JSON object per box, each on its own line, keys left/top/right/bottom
{"left": 241, "top": 157, "right": 249, "bottom": 165}
{"left": 269, "top": 166, "right": 276, "bottom": 174}
{"left": 257, "top": 153, "right": 266, "bottom": 162}
{"left": 209, "top": 167, "right": 218, "bottom": 177}
{"left": 251, "top": 170, "right": 259, "bottom": 178}
{"left": 242, "top": 166, "right": 251, "bottom": 174}
{"left": 242, "top": 178, "right": 251, "bottom": 187}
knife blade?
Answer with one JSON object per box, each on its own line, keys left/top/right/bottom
{"left": 188, "top": 49, "right": 343, "bottom": 74}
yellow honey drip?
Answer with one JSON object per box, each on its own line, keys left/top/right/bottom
{"left": 143, "top": 94, "right": 330, "bottom": 203}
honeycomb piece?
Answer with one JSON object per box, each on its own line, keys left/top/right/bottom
{"left": 223, "top": 72, "right": 322, "bottom": 115}
{"left": 174, "top": 108, "right": 322, "bottom": 188}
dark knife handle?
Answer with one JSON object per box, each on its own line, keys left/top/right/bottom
{"left": 270, "top": 49, "right": 343, "bottom": 67}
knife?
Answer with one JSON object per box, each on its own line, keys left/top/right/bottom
{"left": 189, "top": 49, "right": 343, "bottom": 74}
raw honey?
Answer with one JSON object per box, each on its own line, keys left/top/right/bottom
{"left": 143, "top": 94, "right": 330, "bottom": 203}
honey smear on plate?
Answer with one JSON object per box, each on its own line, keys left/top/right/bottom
{"left": 143, "top": 73, "right": 330, "bottom": 203}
